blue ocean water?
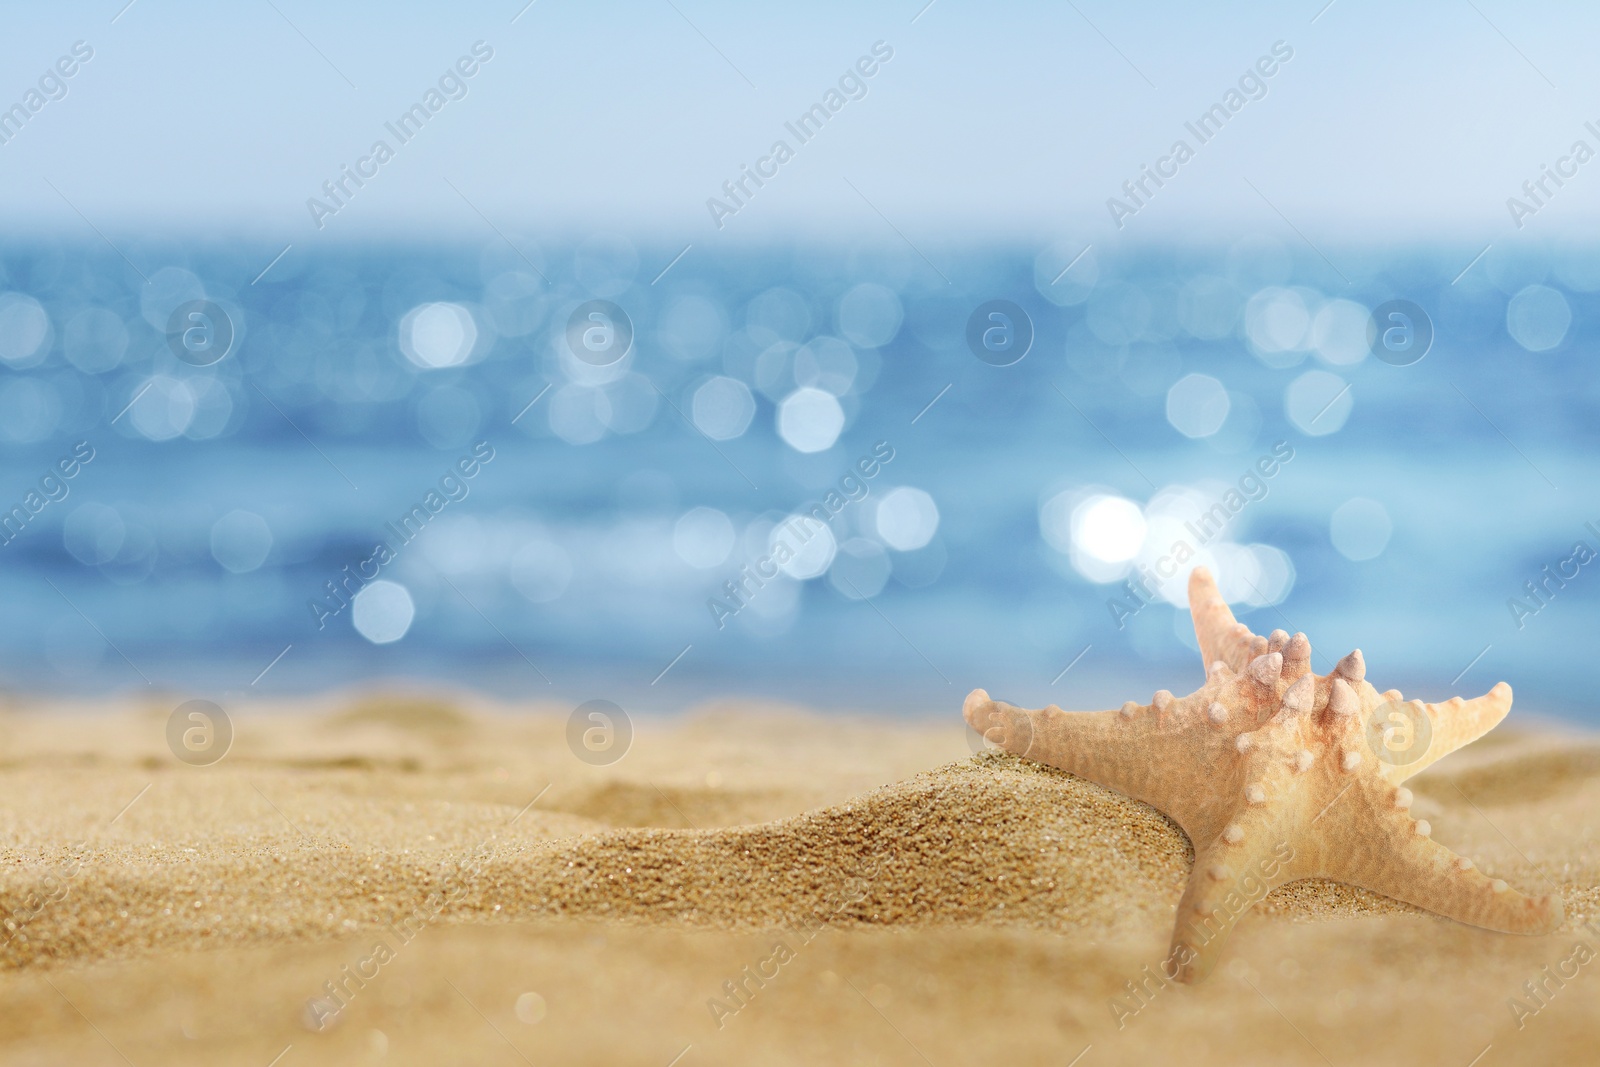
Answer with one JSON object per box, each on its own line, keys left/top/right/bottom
{"left": 0, "top": 236, "right": 1596, "bottom": 723}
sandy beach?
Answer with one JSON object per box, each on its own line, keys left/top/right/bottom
{"left": 0, "top": 691, "right": 1596, "bottom": 1066}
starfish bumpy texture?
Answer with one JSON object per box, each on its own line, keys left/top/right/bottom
{"left": 961, "top": 566, "right": 1564, "bottom": 983}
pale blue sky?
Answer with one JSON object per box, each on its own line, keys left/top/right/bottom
{"left": 0, "top": 0, "right": 1595, "bottom": 245}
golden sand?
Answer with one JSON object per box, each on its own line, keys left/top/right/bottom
{"left": 0, "top": 693, "right": 1596, "bottom": 1065}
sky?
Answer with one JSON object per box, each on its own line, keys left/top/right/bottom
{"left": 0, "top": 0, "right": 1596, "bottom": 248}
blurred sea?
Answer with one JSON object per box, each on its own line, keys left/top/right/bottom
{"left": 1, "top": 235, "right": 1597, "bottom": 723}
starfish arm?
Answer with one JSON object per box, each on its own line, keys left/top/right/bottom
{"left": 1389, "top": 682, "right": 1514, "bottom": 784}
{"left": 1167, "top": 805, "right": 1298, "bottom": 984}
{"left": 1319, "top": 805, "right": 1563, "bottom": 935}
{"left": 962, "top": 690, "right": 1232, "bottom": 838}
{"left": 1187, "top": 566, "right": 1256, "bottom": 674}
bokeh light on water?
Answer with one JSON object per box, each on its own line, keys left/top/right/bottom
{"left": 0, "top": 236, "right": 1596, "bottom": 719}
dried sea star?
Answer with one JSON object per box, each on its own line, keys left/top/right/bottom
{"left": 962, "top": 566, "right": 1563, "bottom": 982}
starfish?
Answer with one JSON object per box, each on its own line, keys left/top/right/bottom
{"left": 961, "top": 566, "right": 1564, "bottom": 983}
